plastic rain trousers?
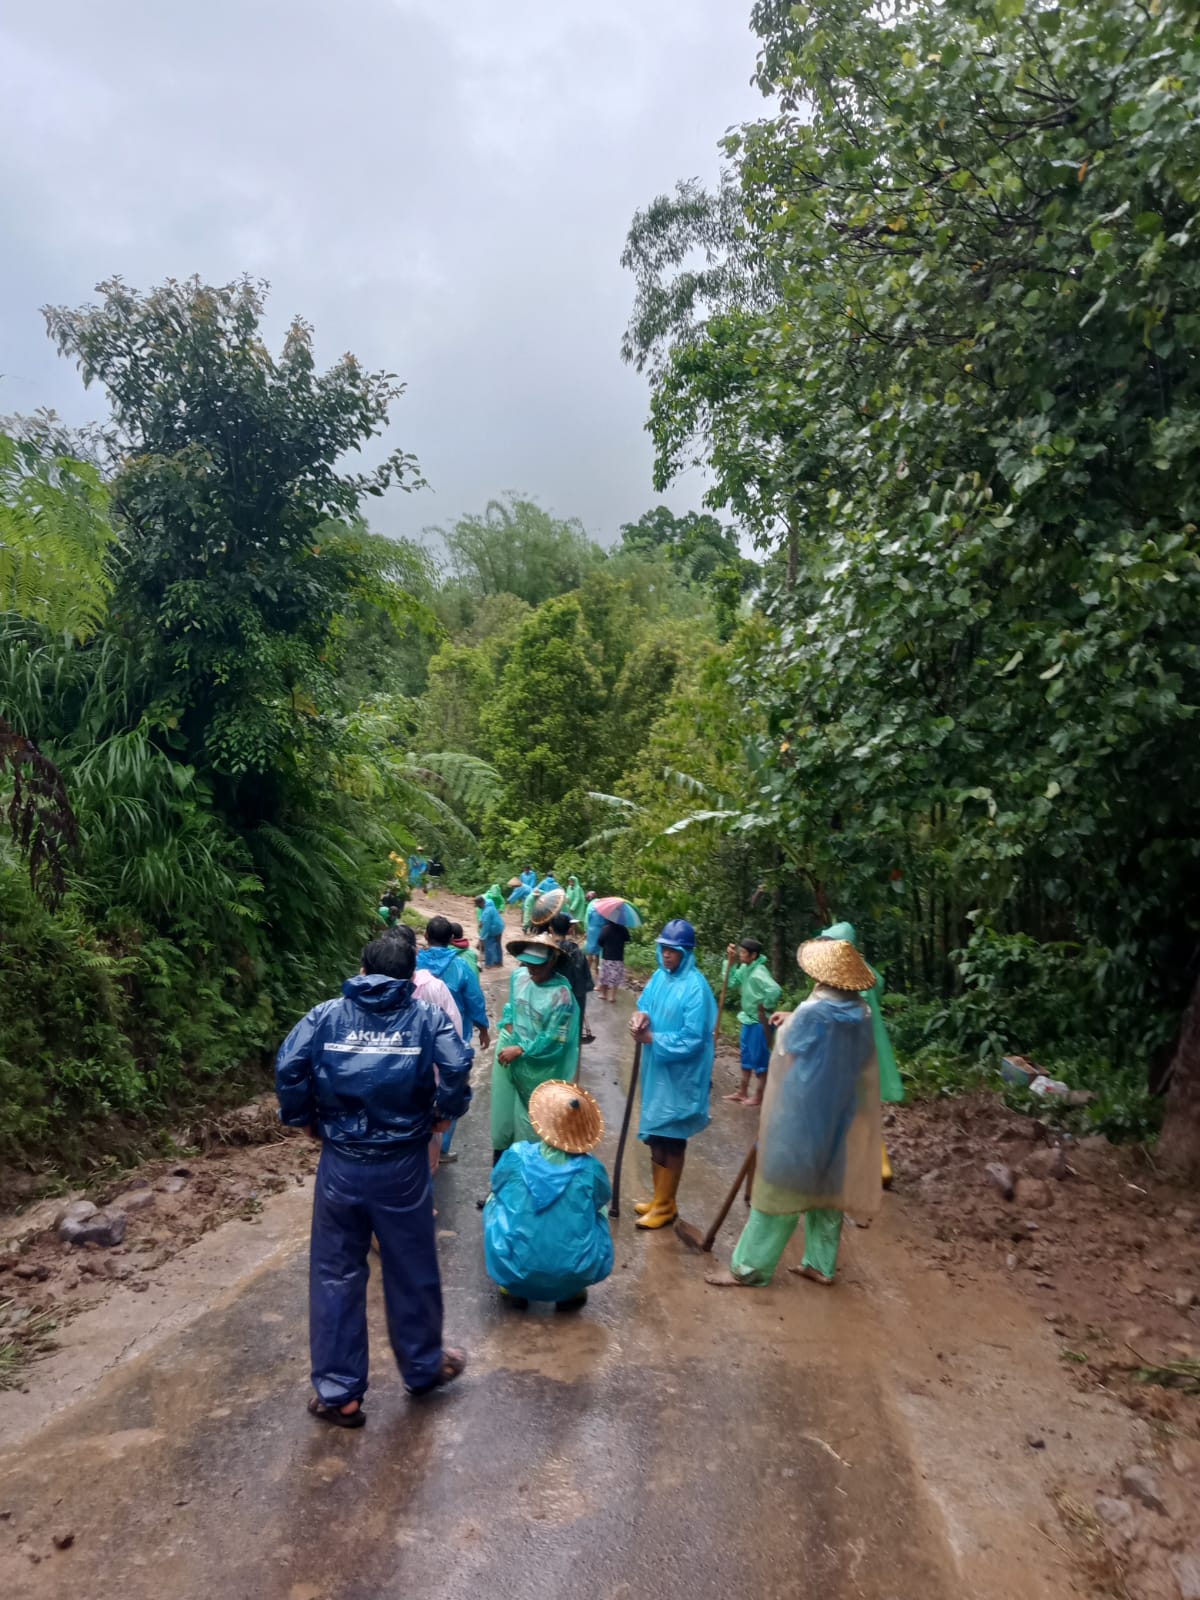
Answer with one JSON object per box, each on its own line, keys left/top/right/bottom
{"left": 564, "top": 876, "right": 587, "bottom": 927}
{"left": 485, "top": 883, "right": 506, "bottom": 914}
{"left": 723, "top": 955, "right": 782, "bottom": 1027}
{"left": 751, "top": 987, "right": 880, "bottom": 1220}
{"left": 416, "top": 945, "right": 489, "bottom": 1041}
{"left": 636, "top": 946, "right": 717, "bottom": 1143}
{"left": 309, "top": 1142, "right": 444, "bottom": 1403}
{"left": 483, "top": 1141, "right": 613, "bottom": 1301}
{"left": 820, "top": 921, "right": 904, "bottom": 1104}
{"left": 729, "top": 1206, "right": 843, "bottom": 1285}
{"left": 491, "top": 970, "right": 580, "bottom": 1150}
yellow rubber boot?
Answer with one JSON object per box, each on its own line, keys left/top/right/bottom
{"left": 881, "top": 1140, "right": 894, "bottom": 1190}
{"left": 633, "top": 1197, "right": 654, "bottom": 1216}
{"left": 636, "top": 1164, "right": 680, "bottom": 1230}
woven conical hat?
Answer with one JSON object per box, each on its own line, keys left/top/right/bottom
{"left": 797, "top": 938, "right": 876, "bottom": 992}
{"left": 529, "top": 886, "right": 567, "bottom": 927}
{"left": 505, "top": 933, "right": 562, "bottom": 963}
{"left": 529, "top": 1080, "right": 605, "bottom": 1154}
{"left": 507, "top": 877, "right": 523, "bottom": 888}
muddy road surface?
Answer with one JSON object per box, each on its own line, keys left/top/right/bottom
{"left": 0, "top": 893, "right": 1137, "bottom": 1599}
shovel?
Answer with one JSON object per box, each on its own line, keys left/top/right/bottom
{"left": 714, "top": 944, "right": 734, "bottom": 1044}
{"left": 609, "top": 1040, "right": 642, "bottom": 1221}
{"left": 675, "top": 1141, "right": 757, "bottom": 1253}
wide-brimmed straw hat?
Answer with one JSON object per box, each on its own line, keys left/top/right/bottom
{"left": 529, "top": 1080, "right": 605, "bottom": 1154}
{"left": 506, "top": 933, "right": 562, "bottom": 966}
{"left": 507, "top": 876, "right": 523, "bottom": 888}
{"left": 529, "top": 886, "right": 566, "bottom": 927}
{"left": 797, "top": 937, "right": 876, "bottom": 992}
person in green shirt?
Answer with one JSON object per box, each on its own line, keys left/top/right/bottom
{"left": 720, "top": 937, "right": 783, "bottom": 1108}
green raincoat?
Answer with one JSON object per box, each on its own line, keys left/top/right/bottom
{"left": 484, "top": 882, "right": 506, "bottom": 915}
{"left": 564, "top": 875, "right": 587, "bottom": 927}
{"left": 722, "top": 954, "right": 782, "bottom": 1026}
{"left": 820, "top": 920, "right": 904, "bottom": 1103}
{"left": 490, "top": 968, "right": 580, "bottom": 1150}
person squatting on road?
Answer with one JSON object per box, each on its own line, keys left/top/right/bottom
{"left": 275, "top": 937, "right": 472, "bottom": 1427}
{"left": 720, "top": 936, "right": 782, "bottom": 1108}
{"left": 628, "top": 919, "right": 717, "bottom": 1230}
{"left": 475, "top": 893, "right": 506, "bottom": 968}
{"left": 491, "top": 934, "right": 581, "bottom": 1162}
{"left": 821, "top": 918, "right": 904, "bottom": 1187}
{"left": 483, "top": 1079, "right": 613, "bottom": 1312}
{"left": 706, "top": 937, "right": 880, "bottom": 1290}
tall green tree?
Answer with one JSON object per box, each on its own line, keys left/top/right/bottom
{"left": 430, "top": 494, "right": 604, "bottom": 614}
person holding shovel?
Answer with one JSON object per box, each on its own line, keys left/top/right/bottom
{"left": 720, "top": 937, "right": 782, "bottom": 1107}
{"left": 490, "top": 933, "right": 581, "bottom": 1161}
{"left": 483, "top": 1079, "right": 613, "bottom": 1311}
{"left": 628, "top": 919, "right": 717, "bottom": 1230}
{"left": 706, "top": 937, "right": 879, "bottom": 1290}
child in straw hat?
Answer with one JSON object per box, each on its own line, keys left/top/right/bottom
{"left": 706, "top": 937, "right": 880, "bottom": 1290}
{"left": 483, "top": 1080, "right": 613, "bottom": 1310}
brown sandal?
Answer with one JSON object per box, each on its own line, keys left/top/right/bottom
{"left": 308, "top": 1395, "right": 366, "bottom": 1428}
{"left": 406, "top": 1346, "right": 467, "bottom": 1396}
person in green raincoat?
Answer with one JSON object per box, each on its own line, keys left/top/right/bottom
{"left": 707, "top": 938, "right": 880, "bottom": 1291}
{"left": 820, "top": 919, "right": 903, "bottom": 1186}
{"left": 484, "top": 882, "right": 506, "bottom": 916}
{"left": 564, "top": 874, "right": 587, "bottom": 928}
{"left": 490, "top": 934, "right": 581, "bottom": 1161}
{"left": 720, "top": 937, "right": 783, "bottom": 1107}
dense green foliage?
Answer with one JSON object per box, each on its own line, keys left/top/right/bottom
{"left": 619, "top": 0, "right": 1200, "bottom": 1144}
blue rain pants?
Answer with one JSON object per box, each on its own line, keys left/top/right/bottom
{"left": 440, "top": 1119, "right": 458, "bottom": 1156}
{"left": 740, "top": 1021, "right": 771, "bottom": 1077}
{"left": 310, "top": 1142, "right": 444, "bottom": 1404}
{"left": 483, "top": 934, "right": 504, "bottom": 967}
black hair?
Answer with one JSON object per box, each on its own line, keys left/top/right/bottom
{"left": 386, "top": 924, "right": 416, "bottom": 950}
{"left": 739, "top": 937, "right": 763, "bottom": 957}
{"left": 425, "top": 915, "right": 452, "bottom": 946}
{"left": 448, "top": 921, "right": 464, "bottom": 939}
{"left": 473, "top": 895, "right": 486, "bottom": 905}
{"left": 361, "top": 937, "right": 415, "bottom": 980}
{"left": 550, "top": 911, "right": 572, "bottom": 936}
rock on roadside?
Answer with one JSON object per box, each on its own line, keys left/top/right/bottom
{"left": 58, "top": 1210, "right": 128, "bottom": 1248}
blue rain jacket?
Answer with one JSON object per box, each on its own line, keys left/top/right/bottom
{"left": 416, "top": 945, "right": 489, "bottom": 1039}
{"left": 637, "top": 947, "right": 717, "bottom": 1141}
{"left": 478, "top": 901, "right": 505, "bottom": 941}
{"left": 484, "top": 1141, "right": 613, "bottom": 1302}
{"left": 276, "top": 975, "right": 473, "bottom": 1160}
{"left": 534, "top": 875, "right": 560, "bottom": 893}
{"left": 585, "top": 904, "right": 604, "bottom": 956}
{"left": 760, "top": 994, "right": 874, "bottom": 1195}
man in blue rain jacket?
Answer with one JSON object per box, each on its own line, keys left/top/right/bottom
{"left": 418, "top": 915, "right": 490, "bottom": 1162}
{"left": 276, "top": 937, "right": 473, "bottom": 1427}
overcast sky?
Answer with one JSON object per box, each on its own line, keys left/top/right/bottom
{"left": 0, "top": 0, "right": 768, "bottom": 549}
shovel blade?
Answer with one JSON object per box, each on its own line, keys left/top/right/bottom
{"left": 673, "top": 1216, "right": 710, "bottom": 1252}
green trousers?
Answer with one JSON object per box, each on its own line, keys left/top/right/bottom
{"left": 729, "top": 1205, "right": 843, "bottom": 1286}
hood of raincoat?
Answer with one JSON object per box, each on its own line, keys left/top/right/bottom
{"left": 820, "top": 919, "right": 858, "bottom": 946}
{"left": 636, "top": 948, "right": 717, "bottom": 1143}
{"left": 342, "top": 973, "right": 415, "bottom": 1012}
{"left": 655, "top": 944, "right": 699, "bottom": 978}
{"left": 517, "top": 1142, "right": 577, "bottom": 1212}
{"left": 416, "top": 946, "right": 459, "bottom": 979}
{"left": 536, "top": 875, "right": 560, "bottom": 892}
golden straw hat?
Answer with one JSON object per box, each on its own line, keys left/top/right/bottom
{"left": 529, "top": 1080, "right": 605, "bottom": 1155}
{"left": 529, "top": 886, "right": 567, "bottom": 927}
{"left": 797, "top": 938, "right": 876, "bottom": 992}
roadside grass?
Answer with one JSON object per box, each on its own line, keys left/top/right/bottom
{"left": 0, "top": 1299, "right": 58, "bottom": 1390}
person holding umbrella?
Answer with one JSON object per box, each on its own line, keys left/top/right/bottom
{"left": 627, "top": 919, "right": 717, "bottom": 1230}
{"left": 594, "top": 895, "right": 639, "bottom": 1000}
{"left": 705, "top": 937, "right": 880, "bottom": 1290}
{"left": 490, "top": 933, "right": 581, "bottom": 1161}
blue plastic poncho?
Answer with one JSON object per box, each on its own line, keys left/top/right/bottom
{"left": 820, "top": 919, "right": 904, "bottom": 1104}
{"left": 478, "top": 900, "right": 505, "bottom": 941}
{"left": 585, "top": 903, "right": 604, "bottom": 956}
{"left": 636, "top": 946, "right": 717, "bottom": 1142}
{"left": 752, "top": 988, "right": 881, "bottom": 1219}
{"left": 416, "top": 945, "right": 489, "bottom": 1040}
{"left": 484, "top": 1141, "right": 613, "bottom": 1302}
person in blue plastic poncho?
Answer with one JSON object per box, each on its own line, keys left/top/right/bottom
{"left": 475, "top": 894, "right": 506, "bottom": 968}
{"left": 484, "top": 1079, "right": 613, "bottom": 1311}
{"left": 417, "top": 916, "right": 490, "bottom": 1164}
{"left": 275, "top": 936, "right": 473, "bottom": 1427}
{"left": 406, "top": 848, "right": 429, "bottom": 892}
{"left": 706, "top": 938, "right": 881, "bottom": 1291}
{"left": 628, "top": 919, "right": 717, "bottom": 1230}
{"left": 820, "top": 918, "right": 904, "bottom": 1187}
{"left": 508, "top": 868, "right": 537, "bottom": 904}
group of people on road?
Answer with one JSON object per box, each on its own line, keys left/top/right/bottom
{"left": 276, "top": 871, "right": 901, "bottom": 1427}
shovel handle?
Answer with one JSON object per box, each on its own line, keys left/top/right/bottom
{"left": 715, "top": 956, "right": 732, "bottom": 1044}
{"left": 703, "top": 1141, "right": 758, "bottom": 1252}
{"left": 609, "top": 1040, "right": 642, "bottom": 1220}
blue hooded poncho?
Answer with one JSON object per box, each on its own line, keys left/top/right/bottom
{"left": 636, "top": 945, "right": 717, "bottom": 1142}
{"left": 483, "top": 1141, "right": 614, "bottom": 1302}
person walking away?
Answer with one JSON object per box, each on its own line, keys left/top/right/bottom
{"left": 449, "top": 921, "right": 480, "bottom": 978}
{"left": 627, "top": 920, "right": 717, "bottom": 1229}
{"left": 275, "top": 937, "right": 471, "bottom": 1426}
{"left": 476, "top": 894, "right": 506, "bottom": 968}
{"left": 706, "top": 938, "right": 880, "bottom": 1290}
{"left": 721, "top": 937, "right": 782, "bottom": 1107}
{"left": 821, "top": 919, "right": 903, "bottom": 1187}
{"left": 418, "top": 915, "right": 490, "bottom": 1164}
{"left": 491, "top": 934, "right": 580, "bottom": 1160}
{"left": 483, "top": 1080, "right": 613, "bottom": 1311}
{"left": 376, "top": 888, "right": 406, "bottom": 928}
{"left": 386, "top": 924, "right": 463, "bottom": 1173}
{"left": 549, "top": 910, "right": 595, "bottom": 1043}
{"left": 407, "top": 848, "right": 429, "bottom": 893}
{"left": 584, "top": 890, "right": 603, "bottom": 977}
{"left": 484, "top": 881, "right": 506, "bottom": 916}
{"left": 564, "top": 874, "right": 587, "bottom": 928}
{"left": 596, "top": 914, "right": 631, "bottom": 1001}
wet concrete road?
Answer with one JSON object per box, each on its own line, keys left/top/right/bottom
{"left": 0, "top": 927, "right": 1067, "bottom": 1599}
